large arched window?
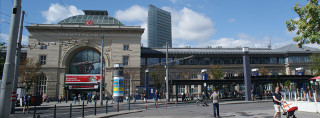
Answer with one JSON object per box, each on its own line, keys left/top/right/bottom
{"left": 36, "top": 75, "right": 47, "bottom": 95}
{"left": 69, "top": 50, "right": 103, "bottom": 74}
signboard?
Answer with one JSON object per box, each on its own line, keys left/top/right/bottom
{"left": 85, "top": 20, "right": 93, "bottom": 25}
{"left": 65, "top": 74, "right": 101, "bottom": 84}
{"left": 113, "top": 77, "right": 124, "bottom": 97}
{"left": 69, "top": 85, "right": 98, "bottom": 89}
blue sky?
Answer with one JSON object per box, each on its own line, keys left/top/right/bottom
{"left": 0, "top": 0, "right": 318, "bottom": 48}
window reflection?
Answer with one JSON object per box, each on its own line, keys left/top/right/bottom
{"left": 69, "top": 50, "right": 102, "bottom": 74}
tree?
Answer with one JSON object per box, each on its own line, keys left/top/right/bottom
{"left": 124, "top": 70, "right": 138, "bottom": 95}
{"left": 209, "top": 65, "right": 224, "bottom": 80}
{"left": 0, "top": 42, "right": 6, "bottom": 78}
{"left": 180, "top": 70, "right": 191, "bottom": 80}
{"left": 259, "top": 67, "right": 269, "bottom": 76}
{"left": 18, "top": 58, "right": 42, "bottom": 91}
{"left": 310, "top": 53, "right": 320, "bottom": 76}
{"left": 149, "top": 66, "right": 165, "bottom": 90}
{"left": 286, "top": 0, "right": 320, "bottom": 47}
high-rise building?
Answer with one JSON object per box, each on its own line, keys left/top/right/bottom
{"left": 148, "top": 5, "right": 172, "bottom": 48}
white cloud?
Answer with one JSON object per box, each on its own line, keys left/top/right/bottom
{"left": 115, "top": 5, "right": 148, "bottom": 22}
{"left": 195, "top": 33, "right": 275, "bottom": 48}
{"left": 0, "top": 33, "right": 28, "bottom": 45}
{"left": 42, "top": 3, "right": 84, "bottom": 24}
{"left": 115, "top": 5, "right": 215, "bottom": 47}
{"left": 163, "top": 7, "right": 215, "bottom": 41}
{"left": 228, "top": 18, "right": 236, "bottom": 23}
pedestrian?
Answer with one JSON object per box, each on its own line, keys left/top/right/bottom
{"left": 72, "top": 94, "right": 77, "bottom": 104}
{"left": 58, "top": 94, "right": 62, "bottom": 103}
{"left": 265, "top": 90, "right": 268, "bottom": 100}
{"left": 182, "top": 93, "right": 186, "bottom": 101}
{"left": 42, "top": 93, "right": 47, "bottom": 102}
{"left": 251, "top": 89, "right": 254, "bottom": 101}
{"left": 87, "top": 93, "right": 91, "bottom": 103}
{"left": 23, "top": 93, "right": 30, "bottom": 114}
{"left": 273, "top": 86, "right": 283, "bottom": 118}
{"left": 154, "top": 90, "right": 159, "bottom": 107}
{"left": 78, "top": 94, "right": 81, "bottom": 103}
{"left": 210, "top": 89, "right": 219, "bottom": 118}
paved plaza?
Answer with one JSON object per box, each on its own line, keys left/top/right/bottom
{"left": 8, "top": 99, "right": 320, "bottom": 118}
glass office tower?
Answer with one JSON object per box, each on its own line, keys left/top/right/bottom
{"left": 148, "top": 5, "right": 172, "bottom": 48}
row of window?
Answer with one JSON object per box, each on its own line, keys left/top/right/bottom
{"left": 177, "top": 85, "right": 199, "bottom": 94}
{"left": 141, "top": 57, "right": 300, "bottom": 65}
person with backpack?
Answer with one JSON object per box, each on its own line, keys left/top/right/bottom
{"left": 23, "top": 93, "right": 30, "bottom": 114}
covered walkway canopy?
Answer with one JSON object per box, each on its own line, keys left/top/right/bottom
{"left": 170, "top": 75, "right": 313, "bottom": 85}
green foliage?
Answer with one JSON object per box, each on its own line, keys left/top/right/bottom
{"left": 0, "top": 42, "right": 5, "bottom": 78}
{"left": 209, "top": 65, "right": 224, "bottom": 80}
{"left": 285, "top": 80, "right": 291, "bottom": 87}
{"left": 281, "top": 70, "right": 287, "bottom": 75}
{"left": 286, "top": 0, "right": 320, "bottom": 47}
{"left": 19, "top": 58, "right": 42, "bottom": 91}
{"left": 310, "top": 53, "right": 320, "bottom": 76}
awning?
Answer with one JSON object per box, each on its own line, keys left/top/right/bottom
{"left": 310, "top": 76, "right": 320, "bottom": 80}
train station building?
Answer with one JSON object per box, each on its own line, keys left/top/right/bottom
{"left": 16, "top": 10, "right": 320, "bottom": 99}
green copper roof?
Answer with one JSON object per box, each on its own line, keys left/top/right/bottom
{"left": 58, "top": 10, "right": 124, "bottom": 26}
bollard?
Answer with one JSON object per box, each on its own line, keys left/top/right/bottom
{"left": 106, "top": 99, "right": 108, "bottom": 113}
{"left": 129, "top": 97, "right": 131, "bottom": 110}
{"left": 70, "top": 103, "right": 72, "bottom": 118}
{"left": 175, "top": 101, "right": 177, "bottom": 107}
{"left": 145, "top": 99, "right": 147, "bottom": 110}
{"left": 82, "top": 101, "right": 84, "bottom": 117}
{"left": 33, "top": 106, "right": 36, "bottom": 118}
{"left": 54, "top": 104, "right": 56, "bottom": 118}
{"left": 94, "top": 101, "right": 96, "bottom": 115}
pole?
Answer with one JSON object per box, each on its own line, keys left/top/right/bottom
{"left": 129, "top": 79, "right": 131, "bottom": 110}
{"left": 100, "top": 36, "right": 104, "bottom": 106}
{"left": 10, "top": 10, "right": 24, "bottom": 114}
{"left": 82, "top": 101, "right": 84, "bottom": 117}
{"left": 242, "top": 47, "right": 252, "bottom": 101}
{"left": 165, "top": 42, "right": 169, "bottom": 102}
{"left": 33, "top": 106, "right": 36, "bottom": 118}
{"left": 94, "top": 101, "right": 96, "bottom": 115}
{"left": 0, "top": 0, "right": 21, "bottom": 117}
{"left": 70, "top": 103, "right": 72, "bottom": 118}
{"left": 106, "top": 99, "right": 108, "bottom": 113}
{"left": 54, "top": 104, "right": 56, "bottom": 118}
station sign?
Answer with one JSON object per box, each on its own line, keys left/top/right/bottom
{"left": 65, "top": 74, "right": 101, "bottom": 84}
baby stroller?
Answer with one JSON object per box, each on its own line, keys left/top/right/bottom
{"left": 281, "top": 102, "right": 298, "bottom": 118}
{"left": 196, "top": 96, "right": 208, "bottom": 106}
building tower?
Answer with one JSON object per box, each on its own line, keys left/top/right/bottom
{"left": 148, "top": 5, "right": 172, "bottom": 47}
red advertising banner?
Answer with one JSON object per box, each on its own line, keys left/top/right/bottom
{"left": 85, "top": 20, "right": 93, "bottom": 25}
{"left": 69, "top": 85, "right": 99, "bottom": 89}
{"left": 65, "top": 74, "right": 101, "bottom": 84}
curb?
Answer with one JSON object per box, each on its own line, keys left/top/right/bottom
{"left": 84, "top": 109, "right": 144, "bottom": 118}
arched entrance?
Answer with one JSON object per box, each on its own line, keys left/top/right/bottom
{"left": 65, "top": 49, "right": 104, "bottom": 101}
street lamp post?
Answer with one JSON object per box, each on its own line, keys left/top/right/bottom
{"left": 145, "top": 69, "right": 149, "bottom": 99}
{"left": 242, "top": 47, "right": 252, "bottom": 101}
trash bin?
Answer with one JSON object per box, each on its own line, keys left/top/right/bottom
{"left": 30, "top": 95, "right": 42, "bottom": 106}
